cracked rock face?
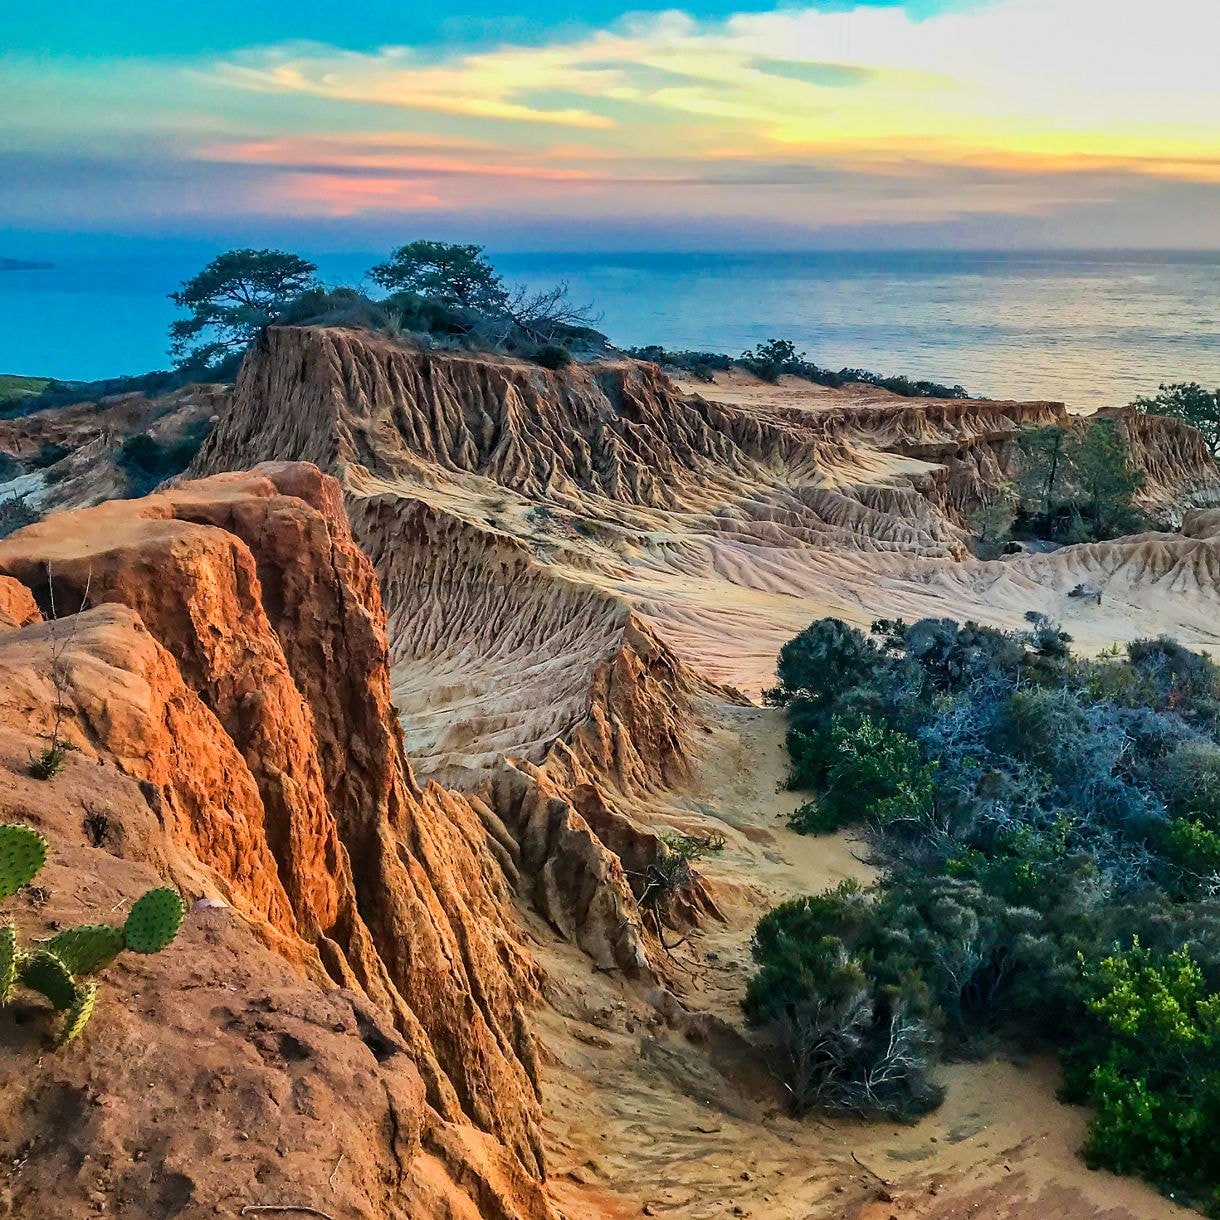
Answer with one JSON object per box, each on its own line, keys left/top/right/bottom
{"left": 184, "top": 326, "right": 1220, "bottom": 983}
{"left": 0, "top": 464, "right": 552, "bottom": 1219}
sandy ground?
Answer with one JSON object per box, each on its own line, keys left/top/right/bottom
{"left": 537, "top": 704, "right": 1196, "bottom": 1220}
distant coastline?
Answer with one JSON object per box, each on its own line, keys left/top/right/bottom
{"left": 0, "top": 258, "right": 54, "bottom": 272}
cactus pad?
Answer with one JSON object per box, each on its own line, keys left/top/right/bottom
{"left": 49, "top": 924, "right": 125, "bottom": 976}
{"left": 58, "top": 981, "right": 98, "bottom": 1046}
{"left": 0, "top": 924, "right": 15, "bottom": 1003}
{"left": 123, "top": 888, "right": 184, "bottom": 954}
{"left": 19, "top": 950, "right": 77, "bottom": 1010}
{"left": 0, "top": 824, "right": 48, "bottom": 898}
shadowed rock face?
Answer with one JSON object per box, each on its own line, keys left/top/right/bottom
{"left": 0, "top": 464, "right": 552, "bottom": 1219}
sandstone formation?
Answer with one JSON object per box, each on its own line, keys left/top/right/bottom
{"left": 0, "top": 383, "right": 225, "bottom": 516}
{"left": 181, "top": 326, "right": 1220, "bottom": 981}
{"left": 0, "top": 465, "right": 553, "bottom": 1219}
{"left": 3, "top": 325, "right": 1213, "bottom": 1220}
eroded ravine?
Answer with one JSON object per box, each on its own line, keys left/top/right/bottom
{"left": 179, "top": 327, "right": 1220, "bottom": 1215}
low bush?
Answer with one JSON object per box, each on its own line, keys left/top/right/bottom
{"left": 533, "top": 343, "right": 572, "bottom": 370}
{"left": 627, "top": 339, "right": 969, "bottom": 397}
{"left": 1066, "top": 942, "right": 1220, "bottom": 1215}
{"left": 0, "top": 497, "right": 40, "bottom": 540}
{"left": 116, "top": 418, "right": 212, "bottom": 497}
{"left": 626, "top": 346, "right": 733, "bottom": 381}
{"left": 745, "top": 881, "right": 942, "bottom": 1117}
{"left": 753, "top": 613, "right": 1220, "bottom": 1209}
{"left": 32, "top": 442, "right": 71, "bottom": 469}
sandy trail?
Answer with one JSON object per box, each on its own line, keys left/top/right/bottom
{"left": 539, "top": 704, "right": 1196, "bottom": 1220}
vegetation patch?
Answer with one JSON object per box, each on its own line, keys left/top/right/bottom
{"left": 0, "top": 375, "right": 49, "bottom": 409}
{"left": 115, "top": 418, "right": 212, "bottom": 497}
{"left": 1, "top": 823, "right": 184, "bottom": 1046}
{"left": 629, "top": 337, "right": 969, "bottom": 399}
{"left": 1132, "top": 382, "right": 1220, "bottom": 458}
{"left": 167, "top": 243, "right": 604, "bottom": 376}
{"left": 759, "top": 614, "right": 1220, "bottom": 1214}
{"left": 0, "top": 498, "right": 40, "bottom": 540}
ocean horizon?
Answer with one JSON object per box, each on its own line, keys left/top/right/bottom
{"left": 2, "top": 248, "right": 1218, "bottom": 408}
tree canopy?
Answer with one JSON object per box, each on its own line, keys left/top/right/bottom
{"left": 1132, "top": 382, "right": 1220, "bottom": 459}
{"left": 168, "top": 249, "right": 317, "bottom": 371}
{"left": 1013, "top": 418, "right": 1145, "bottom": 542}
{"left": 1067, "top": 418, "right": 1146, "bottom": 540}
{"left": 367, "top": 241, "right": 509, "bottom": 314}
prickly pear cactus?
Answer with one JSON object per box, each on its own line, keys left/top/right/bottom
{"left": 0, "top": 924, "right": 15, "bottom": 1003}
{"left": 58, "top": 981, "right": 98, "bottom": 1046}
{"left": 19, "top": 950, "right": 77, "bottom": 1010}
{"left": 0, "top": 824, "right": 47, "bottom": 899}
{"left": 1, "top": 821, "right": 186, "bottom": 1048}
{"left": 49, "top": 924, "right": 125, "bottom": 975}
{"left": 123, "top": 887, "right": 185, "bottom": 954}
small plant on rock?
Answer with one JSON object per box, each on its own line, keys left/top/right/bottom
{"left": 637, "top": 831, "right": 726, "bottom": 930}
{"left": 0, "top": 823, "right": 184, "bottom": 1045}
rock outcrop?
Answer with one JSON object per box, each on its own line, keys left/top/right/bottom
{"left": 0, "top": 383, "right": 225, "bottom": 514}
{"left": 0, "top": 465, "right": 553, "bottom": 1219}
{"left": 179, "top": 326, "right": 1220, "bottom": 976}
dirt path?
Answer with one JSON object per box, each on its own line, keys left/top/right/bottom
{"left": 539, "top": 703, "right": 1197, "bottom": 1220}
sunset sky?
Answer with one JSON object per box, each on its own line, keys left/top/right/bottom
{"left": 4, "top": 0, "right": 1220, "bottom": 249}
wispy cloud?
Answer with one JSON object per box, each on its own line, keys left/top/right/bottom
{"left": 211, "top": 0, "right": 1220, "bottom": 167}
{"left": 3, "top": 0, "right": 1219, "bottom": 243}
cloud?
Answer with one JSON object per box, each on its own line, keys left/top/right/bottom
{"left": 212, "top": 0, "right": 1220, "bottom": 168}
{"left": 3, "top": 0, "right": 1219, "bottom": 244}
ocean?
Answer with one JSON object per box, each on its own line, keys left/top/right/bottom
{"left": 2, "top": 249, "right": 1217, "bottom": 408}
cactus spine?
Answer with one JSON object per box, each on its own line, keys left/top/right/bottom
{"left": 0, "top": 924, "right": 15, "bottom": 1003}
{"left": 0, "top": 822, "right": 184, "bottom": 1046}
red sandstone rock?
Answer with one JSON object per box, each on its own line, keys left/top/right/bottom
{"left": 0, "top": 465, "right": 553, "bottom": 1218}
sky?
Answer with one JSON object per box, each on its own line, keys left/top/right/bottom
{"left": 3, "top": 0, "right": 1220, "bottom": 250}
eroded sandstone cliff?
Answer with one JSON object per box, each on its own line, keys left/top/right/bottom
{"left": 182, "top": 326, "right": 1220, "bottom": 983}
{"left": 0, "top": 465, "right": 553, "bottom": 1219}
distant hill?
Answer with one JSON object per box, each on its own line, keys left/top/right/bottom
{"left": 0, "top": 375, "right": 49, "bottom": 407}
{"left": 0, "top": 258, "right": 53, "bottom": 271}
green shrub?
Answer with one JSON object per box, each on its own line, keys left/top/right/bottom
{"left": 745, "top": 882, "right": 942, "bottom": 1117}
{"left": 766, "top": 618, "right": 880, "bottom": 710}
{"left": 818, "top": 715, "right": 935, "bottom": 829}
{"left": 625, "top": 346, "right": 732, "bottom": 381}
{"left": 637, "top": 831, "right": 725, "bottom": 921}
{"left": 739, "top": 338, "right": 803, "bottom": 383}
{"left": 786, "top": 799, "right": 843, "bottom": 835}
{"left": 1071, "top": 942, "right": 1220, "bottom": 1213}
{"left": 1163, "top": 819, "right": 1220, "bottom": 877}
{"left": 1131, "top": 382, "right": 1220, "bottom": 459}
{"left": 0, "top": 497, "right": 40, "bottom": 540}
{"left": 533, "top": 343, "right": 572, "bottom": 370}
{"left": 764, "top": 612, "right": 1220, "bottom": 1208}
{"left": 1160, "top": 741, "right": 1220, "bottom": 825}
{"left": 28, "top": 742, "right": 67, "bottom": 781}
{"left": 32, "top": 442, "right": 71, "bottom": 470}
{"left": 116, "top": 418, "right": 212, "bottom": 497}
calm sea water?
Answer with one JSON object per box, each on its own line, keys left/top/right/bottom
{"left": 2, "top": 250, "right": 1217, "bottom": 407}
